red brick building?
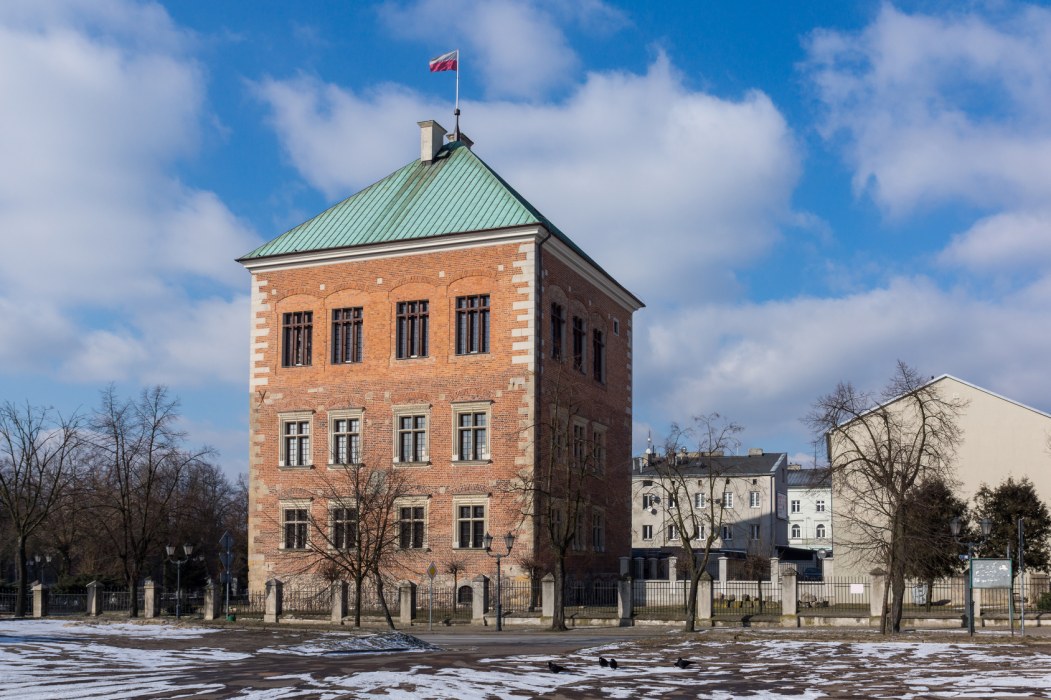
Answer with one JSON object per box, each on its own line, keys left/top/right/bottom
{"left": 238, "top": 121, "right": 642, "bottom": 592}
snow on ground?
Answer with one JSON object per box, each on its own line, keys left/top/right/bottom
{"left": 0, "top": 620, "right": 1050, "bottom": 699}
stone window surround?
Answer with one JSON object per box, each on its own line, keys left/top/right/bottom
{"left": 278, "top": 411, "right": 315, "bottom": 469}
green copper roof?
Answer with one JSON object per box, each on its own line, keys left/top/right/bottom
{"left": 239, "top": 141, "right": 581, "bottom": 261}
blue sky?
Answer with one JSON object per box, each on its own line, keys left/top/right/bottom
{"left": 3, "top": 0, "right": 1051, "bottom": 477}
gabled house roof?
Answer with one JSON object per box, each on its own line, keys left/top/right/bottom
{"left": 785, "top": 467, "right": 831, "bottom": 490}
{"left": 633, "top": 451, "right": 788, "bottom": 479}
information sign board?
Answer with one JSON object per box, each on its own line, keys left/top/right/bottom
{"left": 971, "top": 558, "right": 1012, "bottom": 589}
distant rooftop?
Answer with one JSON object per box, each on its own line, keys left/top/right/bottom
{"left": 633, "top": 450, "right": 788, "bottom": 478}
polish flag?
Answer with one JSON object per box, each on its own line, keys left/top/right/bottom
{"left": 429, "top": 50, "right": 458, "bottom": 72}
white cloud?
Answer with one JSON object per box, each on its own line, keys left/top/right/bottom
{"left": 0, "top": 1, "right": 257, "bottom": 388}
{"left": 939, "top": 209, "right": 1051, "bottom": 275}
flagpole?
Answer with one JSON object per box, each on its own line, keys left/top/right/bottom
{"left": 454, "top": 48, "right": 461, "bottom": 141}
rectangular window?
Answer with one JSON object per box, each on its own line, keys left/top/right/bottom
{"left": 283, "top": 508, "right": 308, "bottom": 549}
{"left": 667, "top": 524, "right": 680, "bottom": 541}
{"left": 592, "top": 429, "right": 606, "bottom": 473}
{"left": 282, "top": 311, "right": 312, "bottom": 367}
{"left": 332, "top": 507, "right": 357, "bottom": 549}
{"left": 694, "top": 493, "right": 706, "bottom": 509}
{"left": 397, "top": 414, "right": 427, "bottom": 462}
{"left": 457, "top": 504, "right": 486, "bottom": 548}
{"left": 572, "top": 513, "right": 586, "bottom": 551}
{"left": 550, "top": 303, "right": 564, "bottom": 360}
{"left": 456, "top": 409, "right": 487, "bottom": 458}
{"left": 749, "top": 491, "right": 761, "bottom": 508}
{"left": 592, "top": 511, "right": 605, "bottom": 551}
{"left": 642, "top": 493, "right": 656, "bottom": 509}
{"left": 399, "top": 506, "right": 426, "bottom": 549}
{"left": 642, "top": 524, "right": 653, "bottom": 540}
{"left": 749, "top": 524, "right": 760, "bottom": 540}
{"left": 722, "top": 491, "right": 734, "bottom": 509}
{"left": 572, "top": 316, "right": 586, "bottom": 371}
{"left": 396, "top": 300, "right": 429, "bottom": 359}
{"left": 790, "top": 499, "right": 801, "bottom": 513}
{"left": 331, "top": 307, "right": 363, "bottom": 364}
{"left": 816, "top": 499, "right": 826, "bottom": 512}
{"left": 455, "top": 295, "right": 490, "bottom": 355}
{"left": 572, "top": 423, "right": 587, "bottom": 470}
{"left": 331, "top": 416, "right": 360, "bottom": 465}
{"left": 721, "top": 524, "right": 733, "bottom": 541}
{"left": 284, "top": 419, "right": 311, "bottom": 467}
{"left": 592, "top": 329, "right": 605, "bottom": 383}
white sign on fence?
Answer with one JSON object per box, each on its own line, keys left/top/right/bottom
{"left": 849, "top": 583, "right": 864, "bottom": 595}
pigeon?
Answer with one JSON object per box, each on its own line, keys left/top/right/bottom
{"left": 599, "top": 656, "right": 609, "bottom": 668}
{"left": 609, "top": 658, "right": 618, "bottom": 670}
{"left": 674, "top": 657, "right": 694, "bottom": 669}
{"left": 548, "top": 660, "right": 567, "bottom": 673}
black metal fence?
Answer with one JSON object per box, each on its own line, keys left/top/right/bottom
{"left": 502, "top": 579, "right": 542, "bottom": 613}
{"left": 563, "top": 579, "right": 618, "bottom": 618}
{"left": 713, "top": 581, "right": 780, "bottom": 617}
{"left": 228, "top": 590, "right": 266, "bottom": 618}
{"left": 633, "top": 580, "right": 688, "bottom": 620}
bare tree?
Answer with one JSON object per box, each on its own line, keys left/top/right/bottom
{"left": 87, "top": 386, "right": 213, "bottom": 617}
{"left": 808, "top": 362, "right": 964, "bottom": 634}
{"left": 0, "top": 402, "right": 82, "bottom": 616}
{"left": 651, "top": 413, "right": 743, "bottom": 630}
{"left": 445, "top": 557, "right": 467, "bottom": 610}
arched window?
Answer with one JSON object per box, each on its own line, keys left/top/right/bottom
{"left": 791, "top": 524, "right": 801, "bottom": 538}
{"left": 816, "top": 524, "right": 826, "bottom": 539}
{"left": 457, "top": 585, "right": 473, "bottom": 605}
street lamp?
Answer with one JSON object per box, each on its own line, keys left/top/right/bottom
{"left": 166, "top": 543, "right": 194, "bottom": 620}
{"left": 483, "top": 531, "right": 515, "bottom": 632}
{"left": 950, "top": 516, "right": 992, "bottom": 636}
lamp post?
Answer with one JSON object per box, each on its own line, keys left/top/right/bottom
{"left": 950, "top": 516, "right": 992, "bottom": 636}
{"left": 483, "top": 532, "right": 515, "bottom": 632}
{"left": 166, "top": 543, "right": 194, "bottom": 620}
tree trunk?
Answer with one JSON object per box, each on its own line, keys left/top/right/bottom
{"left": 552, "top": 556, "right": 567, "bottom": 631}
{"left": 14, "top": 535, "right": 27, "bottom": 618}
{"left": 374, "top": 573, "right": 395, "bottom": 630}
{"left": 353, "top": 576, "right": 363, "bottom": 627}
{"left": 684, "top": 570, "right": 700, "bottom": 632}
{"left": 127, "top": 567, "right": 140, "bottom": 618}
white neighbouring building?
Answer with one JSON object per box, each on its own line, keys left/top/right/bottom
{"left": 786, "top": 465, "right": 832, "bottom": 554}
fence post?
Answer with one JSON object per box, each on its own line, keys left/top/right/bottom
{"left": 696, "top": 572, "right": 713, "bottom": 624}
{"left": 142, "top": 578, "right": 159, "bottom": 619}
{"left": 973, "top": 586, "right": 983, "bottom": 625}
{"left": 667, "top": 557, "right": 678, "bottom": 582}
{"left": 780, "top": 569, "right": 798, "bottom": 627}
{"left": 472, "top": 575, "right": 490, "bottom": 625}
{"left": 633, "top": 557, "right": 644, "bottom": 580}
{"left": 264, "top": 578, "right": 283, "bottom": 624}
{"left": 329, "top": 580, "right": 348, "bottom": 625}
{"left": 541, "top": 573, "right": 555, "bottom": 619}
{"left": 399, "top": 581, "right": 417, "bottom": 626}
{"left": 718, "top": 556, "right": 729, "bottom": 584}
{"left": 203, "top": 579, "right": 222, "bottom": 621}
{"left": 86, "top": 581, "right": 102, "bottom": 617}
{"left": 646, "top": 557, "right": 659, "bottom": 580}
{"left": 31, "top": 582, "right": 48, "bottom": 618}
{"left": 821, "top": 557, "right": 835, "bottom": 579}
{"left": 769, "top": 557, "right": 780, "bottom": 585}
{"left": 617, "top": 575, "right": 633, "bottom": 626}
{"left": 619, "top": 556, "right": 630, "bottom": 576}
{"left": 869, "top": 569, "right": 885, "bottom": 624}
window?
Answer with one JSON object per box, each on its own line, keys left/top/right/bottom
{"left": 791, "top": 524, "right": 801, "bottom": 538}
{"left": 642, "top": 524, "right": 653, "bottom": 540}
{"left": 667, "top": 524, "right": 680, "bottom": 541}
{"left": 612, "top": 318, "right": 620, "bottom": 336}
{"left": 456, "top": 504, "right": 486, "bottom": 548}
{"left": 572, "top": 422, "right": 587, "bottom": 470}
{"left": 282, "top": 311, "right": 312, "bottom": 367}
{"left": 592, "top": 329, "right": 605, "bottom": 383}
{"left": 592, "top": 428, "right": 607, "bottom": 473}
{"left": 694, "top": 493, "right": 706, "bottom": 509}
{"left": 749, "top": 524, "right": 761, "bottom": 540}
{"left": 573, "top": 513, "right": 586, "bottom": 551}
{"left": 395, "top": 300, "right": 428, "bottom": 358}
{"left": 397, "top": 414, "right": 427, "bottom": 462}
{"left": 283, "top": 507, "right": 308, "bottom": 549}
{"left": 332, "top": 506, "right": 357, "bottom": 549}
{"left": 642, "top": 493, "right": 656, "bottom": 509}
{"left": 550, "top": 303, "right": 564, "bottom": 360}
{"left": 399, "top": 506, "right": 426, "bottom": 549}
{"left": 721, "top": 524, "right": 733, "bottom": 541}
{"left": 668, "top": 494, "right": 679, "bottom": 509}
{"left": 455, "top": 295, "right": 490, "bottom": 354}
{"left": 592, "top": 511, "right": 605, "bottom": 551}
{"left": 571, "top": 316, "right": 586, "bottom": 371}
{"left": 456, "top": 412, "right": 487, "bottom": 461}
{"left": 281, "top": 416, "right": 312, "bottom": 467}
{"left": 816, "top": 500, "right": 826, "bottom": 512}
{"left": 331, "top": 307, "right": 363, "bottom": 364}
{"left": 790, "top": 499, "right": 801, "bottom": 514}
{"left": 749, "top": 491, "right": 761, "bottom": 508}
{"left": 816, "top": 524, "right": 827, "bottom": 539}
{"left": 722, "top": 491, "right": 734, "bottom": 509}
{"left": 329, "top": 412, "right": 361, "bottom": 465}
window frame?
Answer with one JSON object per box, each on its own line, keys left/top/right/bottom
{"left": 397, "top": 497, "right": 429, "bottom": 550}
{"left": 280, "top": 500, "right": 311, "bottom": 550}
{"left": 667, "top": 524, "right": 680, "bottom": 541}
{"left": 330, "top": 503, "right": 358, "bottom": 550}
{"left": 749, "top": 524, "right": 761, "bottom": 540}
{"left": 790, "top": 499, "right": 801, "bottom": 514}
{"left": 331, "top": 307, "right": 363, "bottom": 364}
{"left": 721, "top": 524, "right": 733, "bottom": 541}
{"left": 591, "top": 425, "right": 607, "bottom": 474}
{"left": 455, "top": 294, "right": 490, "bottom": 355}
{"left": 395, "top": 300, "right": 429, "bottom": 359}
{"left": 571, "top": 316, "right": 586, "bottom": 372}
{"left": 641, "top": 524, "right": 654, "bottom": 541}
{"left": 279, "top": 411, "right": 314, "bottom": 469}
{"left": 816, "top": 499, "right": 826, "bottom": 512}
{"left": 722, "top": 491, "right": 734, "bottom": 509}
{"left": 392, "top": 404, "right": 430, "bottom": 465}
{"left": 592, "top": 328, "right": 606, "bottom": 383}
{"left": 791, "top": 524, "right": 801, "bottom": 539}
{"left": 816, "top": 523, "right": 827, "bottom": 539}
{"left": 328, "top": 409, "right": 363, "bottom": 467}
{"left": 694, "top": 492, "right": 706, "bottom": 509}
{"left": 591, "top": 509, "right": 605, "bottom": 552}
{"left": 749, "top": 491, "right": 761, "bottom": 509}
{"left": 281, "top": 311, "right": 313, "bottom": 368}
{"left": 451, "top": 401, "right": 491, "bottom": 463}
{"left": 453, "top": 497, "right": 488, "bottom": 549}
{"left": 550, "top": 303, "right": 565, "bottom": 360}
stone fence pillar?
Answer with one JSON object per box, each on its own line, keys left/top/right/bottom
{"left": 780, "top": 570, "right": 798, "bottom": 627}
{"left": 472, "top": 575, "right": 490, "bottom": 624}
{"left": 667, "top": 557, "right": 678, "bottom": 582}
{"left": 142, "top": 578, "right": 159, "bottom": 619}
{"left": 330, "top": 581, "right": 348, "bottom": 625}
{"left": 203, "top": 579, "right": 222, "bottom": 621}
{"left": 32, "top": 583, "right": 48, "bottom": 618}
{"left": 619, "top": 557, "right": 630, "bottom": 577}
{"left": 86, "top": 581, "right": 102, "bottom": 617}
{"left": 769, "top": 557, "right": 780, "bottom": 584}
{"left": 541, "top": 573, "right": 555, "bottom": 619}
{"left": 617, "top": 576, "right": 633, "bottom": 626}
{"left": 718, "top": 556, "right": 729, "bottom": 584}
{"left": 399, "top": 581, "right": 417, "bottom": 626}
{"left": 869, "top": 570, "right": 885, "bottom": 622}
{"left": 264, "top": 578, "right": 283, "bottom": 624}
{"left": 696, "top": 572, "right": 713, "bottom": 624}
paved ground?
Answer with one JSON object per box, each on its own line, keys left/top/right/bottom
{"left": 3, "top": 618, "right": 1051, "bottom": 698}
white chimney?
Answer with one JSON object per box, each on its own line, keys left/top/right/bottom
{"left": 418, "top": 120, "right": 446, "bottom": 163}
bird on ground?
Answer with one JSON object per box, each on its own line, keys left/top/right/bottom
{"left": 548, "top": 660, "right": 567, "bottom": 673}
{"left": 674, "top": 657, "right": 694, "bottom": 669}
{"left": 599, "top": 656, "right": 609, "bottom": 668}
{"left": 609, "top": 658, "right": 618, "bottom": 670}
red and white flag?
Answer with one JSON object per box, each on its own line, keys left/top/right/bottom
{"left": 429, "top": 50, "right": 458, "bottom": 72}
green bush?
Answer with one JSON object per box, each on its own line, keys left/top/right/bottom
{"left": 1037, "top": 592, "right": 1051, "bottom": 611}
